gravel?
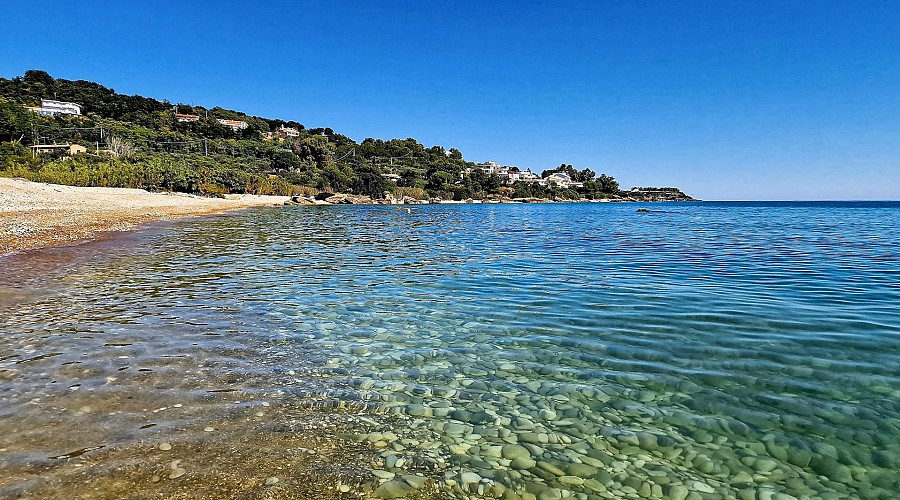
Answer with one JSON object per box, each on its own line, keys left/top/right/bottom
{"left": 0, "top": 178, "right": 288, "bottom": 254}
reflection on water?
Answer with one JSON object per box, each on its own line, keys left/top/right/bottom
{"left": 1, "top": 202, "right": 899, "bottom": 499}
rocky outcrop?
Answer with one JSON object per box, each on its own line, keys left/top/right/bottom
{"left": 325, "top": 193, "right": 373, "bottom": 204}
{"left": 284, "top": 188, "right": 697, "bottom": 206}
{"left": 284, "top": 195, "right": 328, "bottom": 206}
{"left": 622, "top": 188, "right": 697, "bottom": 202}
{"left": 285, "top": 193, "right": 431, "bottom": 205}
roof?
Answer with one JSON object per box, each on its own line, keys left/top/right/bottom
{"left": 40, "top": 99, "right": 81, "bottom": 107}
{"left": 30, "top": 144, "right": 76, "bottom": 148}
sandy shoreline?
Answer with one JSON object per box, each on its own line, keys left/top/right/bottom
{"left": 0, "top": 178, "right": 289, "bottom": 255}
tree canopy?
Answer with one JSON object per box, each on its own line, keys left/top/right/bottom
{"left": 0, "top": 70, "right": 624, "bottom": 200}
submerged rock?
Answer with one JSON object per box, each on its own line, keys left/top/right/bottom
{"left": 373, "top": 479, "right": 417, "bottom": 498}
{"left": 501, "top": 444, "right": 531, "bottom": 460}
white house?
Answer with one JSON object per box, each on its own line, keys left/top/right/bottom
{"left": 501, "top": 170, "right": 520, "bottom": 183}
{"left": 476, "top": 161, "right": 502, "bottom": 174}
{"left": 30, "top": 143, "right": 87, "bottom": 155}
{"left": 519, "top": 169, "right": 539, "bottom": 182}
{"left": 545, "top": 172, "right": 583, "bottom": 188}
{"left": 28, "top": 99, "right": 82, "bottom": 116}
{"left": 175, "top": 113, "right": 200, "bottom": 122}
{"left": 217, "top": 118, "right": 248, "bottom": 131}
{"left": 276, "top": 125, "right": 300, "bottom": 138}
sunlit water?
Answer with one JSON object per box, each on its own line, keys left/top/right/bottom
{"left": 1, "top": 202, "right": 899, "bottom": 499}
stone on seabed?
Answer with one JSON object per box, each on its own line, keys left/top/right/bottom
{"left": 373, "top": 479, "right": 416, "bottom": 498}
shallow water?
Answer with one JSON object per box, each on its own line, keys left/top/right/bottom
{"left": 1, "top": 202, "right": 899, "bottom": 499}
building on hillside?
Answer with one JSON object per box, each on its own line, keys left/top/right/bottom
{"left": 520, "top": 176, "right": 549, "bottom": 187}
{"left": 518, "top": 169, "right": 539, "bottom": 182}
{"left": 175, "top": 113, "right": 200, "bottom": 122}
{"left": 27, "top": 99, "right": 82, "bottom": 116}
{"left": 497, "top": 166, "right": 521, "bottom": 183}
{"left": 476, "top": 161, "right": 502, "bottom": 174}
{"left": 217, "top": 118, "right": 248, "bottom": 131}
{"left": 545, "top": 172, "right": 583, "bottom": 188}
{"left": 472, "top": 162, "right": 555, "bottom": 186}
{"left": 276, "top": 125, "right": 300, "bottom": 138}
{"left": 30, "top": 143, "right": 87, "bottom": 155}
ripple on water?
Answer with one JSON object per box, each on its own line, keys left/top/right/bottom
{"left": 1, "top": 202, "right": 899, "bottom": 499}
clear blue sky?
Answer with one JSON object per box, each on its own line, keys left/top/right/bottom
{"left": 2, "top": 1, "right": 898, "bottom": 200}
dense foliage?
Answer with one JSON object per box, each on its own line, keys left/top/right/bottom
{"left": 1, "top": 70, "right": 620, "bottom": 199}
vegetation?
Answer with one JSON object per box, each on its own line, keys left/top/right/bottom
{"left": 1, "top": 70, "right": 622, "bottom": 200}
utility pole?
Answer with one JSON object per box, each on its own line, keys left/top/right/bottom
{"left": 203, "top": 137, "right": 208, "bottom": 156}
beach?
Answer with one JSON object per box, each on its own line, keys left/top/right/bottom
{"left": 0, "top": 177, "right": 289, "bottom": 255}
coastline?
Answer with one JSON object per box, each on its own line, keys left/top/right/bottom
{"left": 289, "top": 190, "right": 698, "bottom": 206}
{"left": 0, "top": 177, "right": 289, "bottom": 255}
{"left": 1, "top": 177, "right": 696, "bottom": 256}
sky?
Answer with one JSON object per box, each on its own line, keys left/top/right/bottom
{"left": 1, "top": 1, "right": 898, "bottom": 200}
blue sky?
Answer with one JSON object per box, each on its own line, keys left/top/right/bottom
{"left": 2, "top": 1, "right": 898, "bottom": 200}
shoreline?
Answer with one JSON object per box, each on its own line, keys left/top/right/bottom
{"left": 1, "top": 177, "right": 696, "bottom": 256}
{"left": 291, "top": 192, "right": 698, "bottom": 206}
{"left": 0, "top": 178, "right": 289, "bottom": 256}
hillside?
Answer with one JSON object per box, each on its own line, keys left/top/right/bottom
{"left": 0, "top": 70, "right": 692, "bottom": 202}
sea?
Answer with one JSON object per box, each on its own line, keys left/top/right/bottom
{"left": 1, "top": 201, "right": 898, "bottom": 499}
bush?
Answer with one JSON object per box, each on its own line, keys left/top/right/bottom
{"left": 394, "top": 186, "right": 426, "bottom": 200}
{"left": 199, "top": 182, "right": 227, "bottom": 197}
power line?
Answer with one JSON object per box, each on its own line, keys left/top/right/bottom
{"left": 334, "top": 148, "right": 356, "bottom": 161}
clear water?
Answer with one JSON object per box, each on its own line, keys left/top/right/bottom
{"left": 1, "top": 202, "right": 899, "bottom": 499}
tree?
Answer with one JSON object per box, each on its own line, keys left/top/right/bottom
{"left": 290, "top": 135, "right": 335, "bottom": 168}
{"left": 320, "top": 163, "right": 352, "bottom": 192}
{"left": 0, "top": 98, "right": 36, "bottom": 142}
{"left": 351, "top": 165, "right": 386, "bottom": 198}
{"left": 271, "top": 149, "right": 300, "bottom": 172}
{"left": 596, "top": 173, "right": 619, "bottom": 193}
{"left": 106, "top": 135, "right": 135, "bottom": 158}
{"left": 426, "top": 170, "right": 455, "bottom": 194}
{"left": 23, "top": 70, "right": 55, "bottom": 99}
{"left": 399, "top": 168, "right": 424, "bottom": 188}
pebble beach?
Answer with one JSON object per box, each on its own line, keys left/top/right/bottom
{"left": 0, "top": 177, "right": 288, "bottom": 255}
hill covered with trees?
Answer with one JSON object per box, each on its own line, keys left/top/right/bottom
{"left": 0, "top": 70, "right": 680, "bottom": 202}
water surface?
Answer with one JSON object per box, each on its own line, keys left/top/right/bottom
{"left": 1, "top": 202, "right": 899, "bottom": 499}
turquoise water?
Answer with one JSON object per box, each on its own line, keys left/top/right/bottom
{"left": 1, "top": 202, "right": 899, "bottom": 499}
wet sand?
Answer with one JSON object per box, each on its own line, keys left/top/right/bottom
{"left": 0, "top": 178, "right": 289, "bottom": 255}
